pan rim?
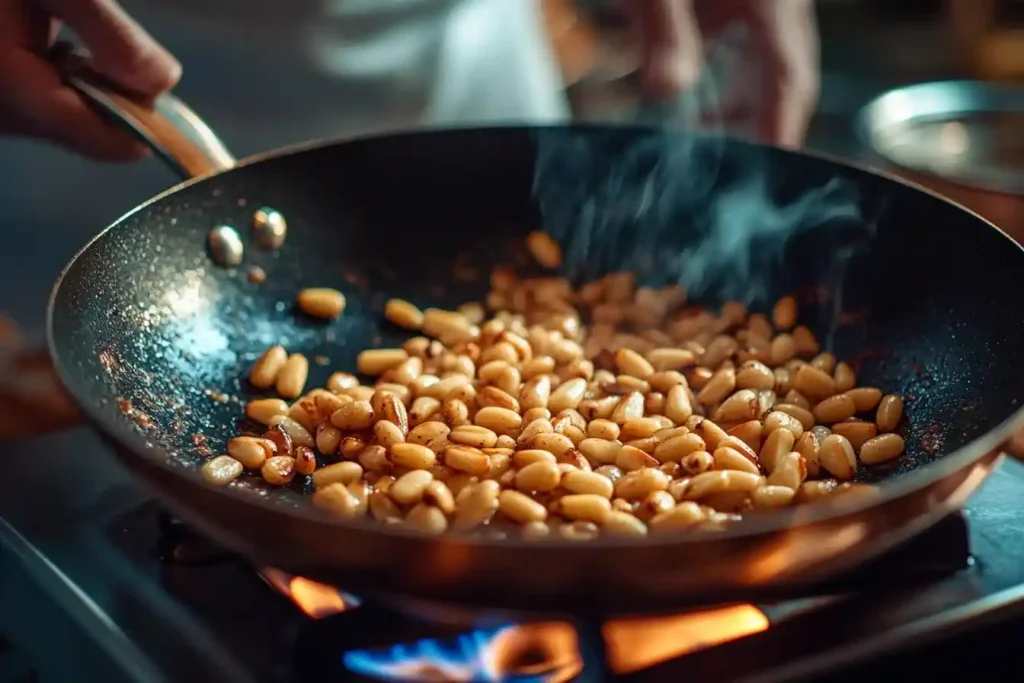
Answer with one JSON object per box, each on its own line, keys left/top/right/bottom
{"left": 45, "top": 123, "right": 1024, "bottom": 551}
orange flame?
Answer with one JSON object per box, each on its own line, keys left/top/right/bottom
{"left": 262, "top": 568, "right": 769, "bottom": 676}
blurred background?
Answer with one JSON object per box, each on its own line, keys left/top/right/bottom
{"left": 0, "top": 0, "right": 1022, "bottom": 347}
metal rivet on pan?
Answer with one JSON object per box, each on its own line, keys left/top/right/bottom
{"left": 252, "top": 207, "right": 287, "bottom": 250}
{"left": 208, "top": 225, "right": 244, "bottom": 267}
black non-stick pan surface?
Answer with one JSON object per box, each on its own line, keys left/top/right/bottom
{"left": 48, "top": 125, "right": 1024, "bottom": 615}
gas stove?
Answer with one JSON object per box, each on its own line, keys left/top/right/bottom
{"left": 3, "top": 430, "right": 1024, "bottom": 683}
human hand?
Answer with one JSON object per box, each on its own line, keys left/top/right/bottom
{"left": 624, "top": 0, "right": 820, "bottom": 148}
{"left": 0, "top": 0, "right": 181, "bottom": 160}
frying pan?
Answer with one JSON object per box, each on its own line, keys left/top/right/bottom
{"left": 45, "top": 48, "right": 1024, "bottom": 617}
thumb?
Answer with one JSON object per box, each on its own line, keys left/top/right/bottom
{"left": 38, "top": 0, "right": 181, "bottom": 96}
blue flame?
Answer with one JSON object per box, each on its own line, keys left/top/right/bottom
{"left": 343, "top": 624, "right": 549, "bottom": 682}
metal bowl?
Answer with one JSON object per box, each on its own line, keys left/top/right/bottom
{"left": 858, "top": 80, "right": 1024, "bottom": 197}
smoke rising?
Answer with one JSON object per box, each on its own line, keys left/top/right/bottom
{"left": 531, "top": 23, "right": 867, "bottom": 309}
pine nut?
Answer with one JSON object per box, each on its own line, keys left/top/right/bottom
{"left": 498, "top": 490, "right": 548, "bottom": 523}
{"left": 773, "top": 296, "right": 797, "bottom": 330}
{"left": 274, "top": 353, "right": 309, "bottom": 398}
{"left": 249, "top": 345, "right": 288, "bottom": 389}
{"left": 716, "top": 389, "right": 760, "bottom": 423}
{"left": 847, "top": 387, "right": 883, "bottom": 412}
{"left": 453, "top": 480, "right": 500, "bottom": 529}
{"left": 313, "top": 461, "right": 364, "bottom": 489}
{"left": 548, "top": 377, "right": 587, "bottom": 413}
{"left": 271, "top": 416, "right": 315, "bottom": 448}
{"left": 444, "top": 445, "right": 491, "bottom": 475}
{"left": 385, "top": 299, "right": 424, "bottom": 329}
{"left": 819, "top": 434, "right": 857, "bottom": 480}
{"left": 813, "top": 394, "right": 857, "bottom": 424}
{"left": 831, "top": 420, "right": 877, "bottom": 450}
{"left": 615, "top": 348, "right": 654, "bottom": 379}
{"left": 767, "top": 452, "right": 807, "bottom": 490}
{"left": 330, "top": 400, "right": 375, "bottom": 430}
{"left": 261, "top": 456, "right": 296, "bottom": 486}
{"left": 294, "top": 446, "right": 318, "bottom": 475}
{"left": 246, "top": 398, "right": 289, "bottom": 425}
{"left": 649, "top": 502, "right": 706, "bottom": 529}
{"left": 859, "top": 434, "right": 905, "bottom": 465}
{"left": 714, "top": 447, "right": 761, "bottom": 476}
{"left": 752, "top": 485, "right": 796, "bottom": 509}
{"left": 760, "top": 428, "right": 795, "bottom": 474}
{"left": 474, "top": 406, "right": 522, "bottom": 434}
{"left": 527, "top": 231, "right": 562, "bottom": 268}
{"left": 680, "top": 450, "right": 714, "bottom": 475}
{"left": 403, "top": 504, "right": 447, "bottom": 534}
{"left": 407, "top": 421, "right": 450, "bottom": 453}
{"left": 532, "top": 432, "right": 575, "bottom": 458}
{"left": 579, "top": 438, "right": 623, "bottom": 465}
{"left": 201, "top": 455, "right": 243, "bottom": 486}
{"left": 357, "top": 349, "right": 409, "bottom": 376}
{"left": 297, "top": 288, "right": 346, "bottom": 319}
{"left": 310, "top": 483, "right": 360, "bottom": 519}
{"left": 792, "top": 364, "right": 836, "bottom": 400}
{"left": 682, "top": 470, "right": 761, "bottom": 500}
{"left": 697, "top": 367, "right": 736, "bottom": 405}
{"left": 614, "top": 467, "right": 671, "bottom": 500}
{"left": 736, "top": 360, "right": 774, "bottom": 391}
{"left": 389, "top": 443, "right": 436, "bottom": 470}
{"left": 763, "top": 411, "right": 805, "bottom": 439}
{"left": 515, "top": 460, "right": 562, "bottom": 492}
{"left": 664, "top": 385, "right": 693, "bottom": 424}
{"left": 555, "top": 494, "right": 611, "bottom": 523}
{"left": 603, "top": 511, "right": 648, "bottom": 536}
{"left": 390, "top": 470, "right": 434, "bottom": 505}
{"left": 449, "top": 425, "right": 499, "bottom": 449}
{"left": 227, "top": 436, "right": 275, "bottom": 469}
{"left": 876, "top": 394, "right": 904, "bottom": 432}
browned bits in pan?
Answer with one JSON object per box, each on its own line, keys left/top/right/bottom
{"left": 219, "top": 245, "right": 911, "bottom": 539}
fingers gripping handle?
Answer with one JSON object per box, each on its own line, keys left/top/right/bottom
{"left": 50, "top": 42, "right": 236, "bottom": 179}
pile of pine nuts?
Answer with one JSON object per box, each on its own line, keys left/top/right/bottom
{"left": 201, "top": 232, "right": 906, "bottom": 540}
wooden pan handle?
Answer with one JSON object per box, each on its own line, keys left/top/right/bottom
{"left": 49, "top": 41, "right": 237, "bottom": 180}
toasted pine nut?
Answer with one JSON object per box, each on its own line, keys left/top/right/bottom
{"left": 548, "top": 378, "right": 587, "bottom": 413}
{"left": 603, "top": 511, "right": 648, "bottom": 536}
{"left": 618, "top": 417, "right": 662, "bottom": 441}
{"left": 736, "top": 360, "right": 774, "bottom": 391}
{"left": 313, "top": 461, "right": 364, "bottom": 489}
{"left": 385, "top": 299, "right": 425, "bottom": 329}
{"left": 647, "top": 348, "right": 696, "bottom": 371}
{"left": 752, "top": 485, "right": 796, "bottom": 509}
{"left": 227, "top": 436, "right": 276, "bottom": 469}
{"left": 294, "top": 446, "right": 317, "bottom": 475}
{"left": 330, "top": 400, "right": 375, "bottom": 430}
{"left": 472, "top": 406, "right": 521, "bottom": 435}
{"left": 759, "top": 428, "right": 795, "bottom": 474}
{"left": 297, "top": 288, "right": 346, "bottom": 319}
{"left": 615, "top": 348, "right": 655, "bottom": 379}
{"left": 614, "top": 467, "right": 671, "bottom": 500}
{"left": 653, "top": 432, "right": 706, "bottom": 462}
{"left": 202, "top": 455, "right": 243, "bottom": 486}
{"left": 876, "top": 394, "right": 904, "bottom": 432}
{"left": 407, "top": 421, "right": 450, "bottom": 453}
{"left": 792, "top": 364, "right": 836, "bottom": 400}
{"left": 649, "top": 502, "right": 706, "bottom": 529}
{"left": 453, "top": 480, "right": 500, "bottom": 529}
{"left": 766, "top": 451, "right": 806, "bottom": 490}
{"left": 813, "top": 394, "right": 857, "bottom": 424}
{"left": 515, "top": 460, "right": 562, "bottom": 492}
{"left": 498, "top": 490, "right": 548, "bottom": 523}
{"left": 682, "top": 470, "right": 761, "bottom": 500}
{"left": 716, "top": 389, "right": 760, "bottom": 422}
{"left": 831, "top": 420, "right": 877, "bottom": 450}
{"left": 389, "top": 442, "right": 436, "bottom": 470}
{"left": 527, "top": 231, "right": 562, "bottom": 268}
{"left": 587, "top": 419, "right": 620, "bottom": 440}
{"left": 664, "top": 385, "right": 693, "bottom": 424}
{"left": 610, "top": 391, "right": 645, "bottom": 424}
{"left": 357, "top": 349, "right": 409, "bottom": 376}
{"left": 270, "top": 416, "right": 315, "bottom": 448}
{"left": 555, "top": 494, "right": 611, "bottom": 523}
{"left": 713, "top": 447, "right": 761, "bottom": 476}
{"left": 819, "top": 434, "right": 857, "bottom": 480}
{"left": 847, "top": 387, "right": 883, "bottom": 412}
{"left": 403, "top": 504, "right": 448, "bottom": 534}
{"left": 246, "top": 398, "right": 289, "bottom": 425}
{"left": 616, "top": 445, "right": 659, "bottom": 471}
{"left": 773, "top": 296, "right": 797, "bottom": 330}
{"left": 692, "top": 418, "right": 729, "bottom": 451}
{"left": 444, "top": 445, "right": 492, "bottom": 476}
{"left": 274, "top": 354, "right": 309, "bottom": 399}
{"left": 697, "top": 368, "right": 736, "bottom": 406}
{"left": 763, "top": 411, "right": 805, "bottom": 439}
{"left": 261, "top": 455, "right": 296, "bottom": 486}
{"left": 390, "top": 470, "right": 434, "bottom": 505}
{"left": 859, "top": 434, "right": 906, "bottom": 465}
{"left": 532, "top": 432, "right": 575, "bottom": 458}
{"left": 578, "top": 438, "right": 623, "bottom": 465}
{"left": 449, "top": 425, "right": 499, "bottom": 449}
{"left": 249, "top": 345, "right": 288, "bottom": 389}
{"left": 833, "top": 362, "right": 856, "bottom": 392}
{"left": 369, "top": 491, "right": 402, "bottom": 523}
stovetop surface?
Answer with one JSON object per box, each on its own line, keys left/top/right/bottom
{"left": 3, "top": 422, "right": 1024, "bottom": 683}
